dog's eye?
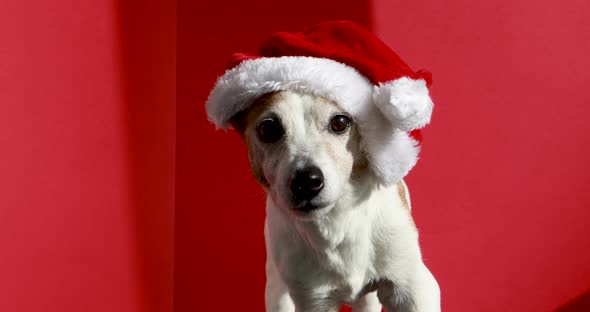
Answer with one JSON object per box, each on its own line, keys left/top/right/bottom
{"left": 330, "top": 114, "right": 352, "bottom": 134}
{"left": 256, "top": 118, "right": 284, "bottom": 143}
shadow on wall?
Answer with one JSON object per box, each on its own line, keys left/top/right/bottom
{"left": 555, "top": 289, "right": 590, "bottom": 312}
{"left": 175, "top": 0, "right": 371, "bottom": 311}
{"left": 116, "top": 1, "right": 176, "bottom": 312}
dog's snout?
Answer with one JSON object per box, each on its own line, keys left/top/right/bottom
{"left": 289, "top": 166, "right": 324, "bottom": 201}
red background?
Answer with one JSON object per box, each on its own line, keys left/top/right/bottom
{"left": 1, "top": 0, "right": 175, "bottom": 311}
{"left": 2, "top": 0, "right": 590, "bottom": 311}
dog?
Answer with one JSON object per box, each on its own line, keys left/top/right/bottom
{"left": 229, "top": 90, "right": 440, "bottom": 312}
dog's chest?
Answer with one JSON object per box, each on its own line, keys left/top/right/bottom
{"left": 316, "top": 239, "right": 373, "bottom": 301}
{"left": 273, "top": 217, "right": 376, "bottom": 302}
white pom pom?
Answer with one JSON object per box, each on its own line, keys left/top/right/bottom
{"left": 372, "top": 77, "right": 433, "bottom": 131}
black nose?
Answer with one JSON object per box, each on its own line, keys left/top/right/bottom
{"left": 289, "top": 166, "right": 324, "bottom": 201}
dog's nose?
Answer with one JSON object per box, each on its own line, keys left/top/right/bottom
{"left": 289, "top": 166, "right": 324, "bottom": 201}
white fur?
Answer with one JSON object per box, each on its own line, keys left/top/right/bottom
{"left": 255, "top": 92, "right": 350, "bottom": 212}
{"left": 264, "top": 182, "right": 440, "bottom": 312}
{"left": 205, "top": 56, "right": 432, "bottom": 186}
{"left": 236, "top": 92, "right": 440, "bottom": 312}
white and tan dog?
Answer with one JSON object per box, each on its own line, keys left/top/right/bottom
{"left": 229, "top": 91, "right": 440, "bottom": 312}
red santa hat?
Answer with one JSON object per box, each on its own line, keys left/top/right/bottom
{"left": 206, "top": 21, "right": 434, "bottom": 185}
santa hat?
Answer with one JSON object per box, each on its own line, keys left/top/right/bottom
{"left": 205, "top": 21, "right": 433, "bottom": 185}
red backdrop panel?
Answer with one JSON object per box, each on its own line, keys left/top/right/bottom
{"left": 0, "top": 0, "right": 176, "bottom": 311}
{"left": 373, "top": 0, "right": 590, "bottom": 311}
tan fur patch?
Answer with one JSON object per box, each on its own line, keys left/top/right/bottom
{"left": 229, "top": 92, "right": 283, "bottom": 135}
{"left": 397, "top": 181, "right": 410, "bottom": 210}
{"left": 229, "top": 92, "right": 284, "bottom": 187}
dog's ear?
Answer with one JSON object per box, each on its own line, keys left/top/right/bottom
{"left": 229, "top": 110, "right": 248, "bottom": 137}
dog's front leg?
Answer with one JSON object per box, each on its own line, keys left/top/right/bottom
{"left": 265, "top": 254, "right": 295, "bottom": 312}
{"left": 377, "top": 262, "right": 440, "bottom": 312}
{"left": 265, "top": 221, "right": 295, "bottom": 312}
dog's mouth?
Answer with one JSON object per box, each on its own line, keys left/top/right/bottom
{"left": 297, "top": 203, "right": 322, "bottom": 213}
{"left": 290, "top": 200, "right": 330, "bottom": 214}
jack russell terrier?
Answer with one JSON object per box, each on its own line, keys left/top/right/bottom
{"left": 205, "top": 21, "right": 440, "bottom": 312}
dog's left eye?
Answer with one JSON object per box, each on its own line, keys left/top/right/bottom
{"left": 256, "top": 118, "right": 284, "bottom": 143}
{"left": 330, "top": 114, "right": 352, "bottom": 134}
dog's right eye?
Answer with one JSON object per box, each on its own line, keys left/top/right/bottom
{"left": 256, "top": 118, "right": 284, "bottom": 143}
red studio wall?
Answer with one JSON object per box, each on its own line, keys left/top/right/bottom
{"left": 0, "top": 0, "right": 176, "bottom": 311}
{"left": 1, "top": 0, "right": 589, "bottom": 311}
{"left": 371, "top": 0, "right": 590, "bottom": 311}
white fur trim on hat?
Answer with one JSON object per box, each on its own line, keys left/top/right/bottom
{"left": 205, "top": 56, "right": 373, "bottom": 129}
{"left": 373, "top": 77, "right": 433, "bottom": 131}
